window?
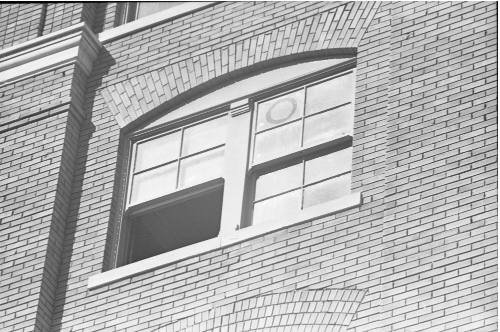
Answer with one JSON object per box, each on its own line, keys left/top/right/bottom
{"left": 119, "top": 2, "right": 187, "bottom": 24}
{"left": 118, "top": 59, "right": 357, "bottom": 266}
{"left": 248, "top": 71, "right": 355, "bottom": 226}
{"left": 123, "top": 114, "right": 228, "bottom": 264}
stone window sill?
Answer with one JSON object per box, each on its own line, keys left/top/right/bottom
{"left": 87, "top": 192, "right": 362, "bottom": 290}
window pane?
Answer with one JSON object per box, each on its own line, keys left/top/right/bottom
{"left": 303, "top": 105, "right": 353, "bottom": 147}
{"left": 256, "top": 90, "right": 304, "bottom": 132}
{"left": 134, "top": 131, "right": 181, "bottom": 172}
{"left": 179, "top": 147, "right": 224, "bottom": 188}
{"left": 182, "top": 116, "right": 227, "bottom": 156}
{"left": 305, "top": 72, "right": 354, "bottom": 115}
{"left": 304, "top": 148, "right": 352, "bottom": 184}
{"left": 255, "top": 163, "right": 302, "bottom": 201}
{"left": 137, "top": 2, "right": 186, "bottom": 18}
{"left": 252, "top": 190, "right": 301, "bottom": 225}
{"left": 303, "top": 174, "right": 351, "bottom": 208}
{"left": 253, "top": 120, "right": 301, "bottom": 163}
{"left": 131, "top": 163, "right": 177, "bottom": 205}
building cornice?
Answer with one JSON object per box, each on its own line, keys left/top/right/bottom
{"left": 0, "top": 3, "right": 215, "bottom": 85}
{"left": 0, "top": 22, "right": 101, "bottom": 85}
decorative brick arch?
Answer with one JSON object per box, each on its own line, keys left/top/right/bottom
{"left": 100, "top": 1, "right": 380, "bottom": 128}
{"left": 159, "top": 288, "right": 367, "bottom": 331}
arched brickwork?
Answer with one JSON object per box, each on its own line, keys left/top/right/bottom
{"left": 100, "top": 1, "right": 380, "bottom": 128}
{"left": 160, "top": 288, "right": 367, "bottom": 331}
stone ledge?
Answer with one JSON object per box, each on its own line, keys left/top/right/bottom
{"left": 0, "top": 22, "right": 101, "bottom": 85}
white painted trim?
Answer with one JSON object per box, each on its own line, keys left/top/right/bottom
{"left": 98, "top": 2, "right": 216, "bottom": 43}
{"left": 0, "top": 23, "right": 101, "bottom": 84}
{"left": 87, "top": 192, "right": 362, "bottom": 290}
{"left": 0, "top": 3, "right": 213, "bottom": 83}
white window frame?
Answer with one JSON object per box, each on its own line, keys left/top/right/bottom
{"left": 88, "top": 59, "right": 363, "bottom": 289}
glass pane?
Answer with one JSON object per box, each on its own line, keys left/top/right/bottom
{"left": 303, "top": 105, "right": 353, "bottom": 147}
{"left": 255, "top": 163, "right": 302, "bottom": 201}
{"left": 303, "top": 174, "right": 351, "bottom": 208}
{"left": 253, "top": 120, "right": 301, "bottom": 163}
{"left": 130, "top": 163, "right": 177, "bottom": 205}
{"left": 179, "top": 147, "right": 224, "bottom": 188}
{"left": 252, "top": 189, "right": 301, "bottom": 225}
{"left": 305, "top": 72, "right": 355, "bottom": 115}
{"left": 256, "top": 90, "right": 304, "bottom": 131}
{"left": 134, "top": 131, "right": 181, "bottom": 172}
{"left": 304, "top": 148, "right": 353, "bottom": 184}
{"left": 137, "top": 2, "right": 185, "bottom": 18}
{"left": 182, "top": 116, "right": 227, "bottom": 156}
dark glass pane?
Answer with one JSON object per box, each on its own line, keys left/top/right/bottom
{"left": 305, "top": 72, "right": 355, "bottom": 115}
{"left": 256, "top": 90, "right": 304, "bottom": 132}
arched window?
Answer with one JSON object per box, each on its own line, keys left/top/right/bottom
{"left": 117, "top": 57, "right": 359, "bottom": 266}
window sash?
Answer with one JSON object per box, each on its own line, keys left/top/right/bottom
{"left": 250, "top": 70, "right": 355, "bottom": 166}
{"left": 128, "top": 113, "right": 228, "bottom": 206}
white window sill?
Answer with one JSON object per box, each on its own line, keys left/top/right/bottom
{"left": 87, "top": 192, "right": 362, "bottom": 290}
{"left": 98, "top": 2, "right": 216, "bottom": 43}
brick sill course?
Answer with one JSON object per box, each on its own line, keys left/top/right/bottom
{"left": 87, "top": 192, "right": 362, "bottom": 290}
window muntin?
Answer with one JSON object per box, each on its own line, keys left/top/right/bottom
{"left": 251, "top": 71, "right": 355, "bottom": 165}
{"left": 129, "top": 113, "right": 228, "bottom": 205}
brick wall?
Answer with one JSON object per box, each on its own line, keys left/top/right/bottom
{"left": 0, "top": 3, "right": 44, "bottom": 48}
{"left": 382, "top": 2, "right": 497, "bottom": 330}
{"left": 0, "top": 57, "right": 90, "bottom": 332}
{"left": 0, "top": 2, "right": 497, "bottom": 331}
{"left": 0, "top": 2, "right": 103, "bottom": 50}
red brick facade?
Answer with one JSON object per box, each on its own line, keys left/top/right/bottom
{"left": 0, "top": 2, "right": 497, "bottom": 331}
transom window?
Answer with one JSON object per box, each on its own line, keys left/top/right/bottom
{"left": 118, "top": 60, "right": 357, "bottom": 266}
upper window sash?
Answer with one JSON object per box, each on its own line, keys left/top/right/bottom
{"left": 127, "top": 112, "right": 229, "bottom": 207}
{"left": 249, "top": 69, "right": 356, "bottom": 168}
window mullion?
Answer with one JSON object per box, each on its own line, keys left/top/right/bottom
{"left": 219, "top": 100, "right": 252, "bottom": 235}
